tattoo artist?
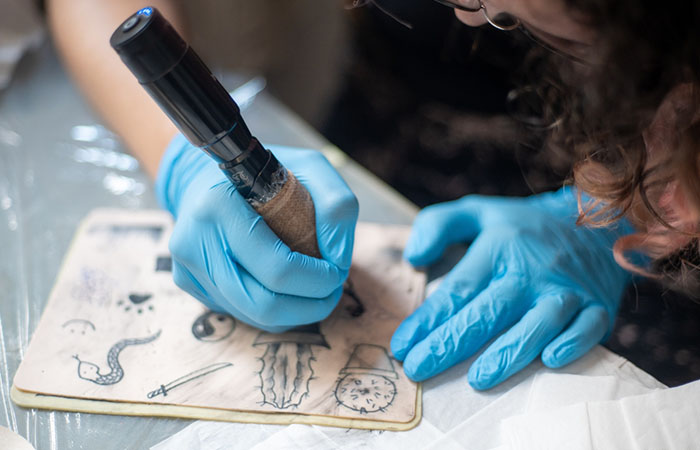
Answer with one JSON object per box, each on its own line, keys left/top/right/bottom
{"left": 47, "top": 0, "right": 700, "bottom": 390}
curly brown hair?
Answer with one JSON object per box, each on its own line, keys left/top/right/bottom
{"left": 539, "top": 0, "right": 700, "bottom": 293}
{"left": 351, "top": 0, "right": 700, "bottom": 291}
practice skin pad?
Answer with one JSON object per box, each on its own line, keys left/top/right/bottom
{"left": 12, "top": 210, "right": 425, "bottom": 430}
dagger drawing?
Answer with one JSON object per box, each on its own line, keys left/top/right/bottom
{"left": 147, "top": 362, "right": 233, "bottom": 399}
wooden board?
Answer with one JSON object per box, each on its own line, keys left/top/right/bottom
{"left": 12, "top": 210, "right": 425, "bottom": 430}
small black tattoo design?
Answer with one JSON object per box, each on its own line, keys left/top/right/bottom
{"left": 128, "top": 293, "right": 152, "bottom": 304}
{"left": 343, "top": 277, "right": 365, "bottom": 317}
{"left": 116, "top": 292, "right": 155, "bottom": 315}
{"left": 62, "top": 319, "right": 96, "bottom": 335}
{"left": 192, "top": 311, "right": 236, "bottom": 342}
{"left": 254, "top": 323, "right": 329, "bottom": 409}
{"left": 155, "top": 256, "right": 172, "bottom": 272}
{"left": 334, "top": 344, "right": 398, "bottom": 414}
{"left": 147, "top": 362, "right": 233, "bottom": 398}
{"left": 73, "top": 330, "right": 161, "bottom": 385}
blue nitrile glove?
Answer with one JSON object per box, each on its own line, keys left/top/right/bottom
{"left": 156, "top": 134, "right": 358, "bottom": 333}
{"left": 391, "top": 187, "right": 634, "bottom": 390}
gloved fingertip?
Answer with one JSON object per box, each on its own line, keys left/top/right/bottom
{"left": 390, "top": 334, "right": 409, "bottom": 361}
{"left": 331, "top": 243, "right": 354, "bottom": 272}
{"left": 338, "top": 252, "right": 353, "bottom": 272}
{"left": 467, "top": 361, "right": 499, "bottom": 391}
{"left": 325, "top": 285, "right": 346, "bottom": 317}
{"left": 403, "top": 236, "right": 435, "bottom": 267}
{"left": 402, "top": 238, "right": 419, "bottom": 262}
{"left": 403, "top": 368, "right": 422, "bottom": 382}
{"left": 541, "top": 345, "right": 570, "bottom": 368}
{"left": 390, "top": 317, "right": 423, "bottom": 361}
{"left": 402, "top": 354, "right": 430, "bottom": 382}
{"left": 316, "top": 222, "right": 356, "bottom": 271}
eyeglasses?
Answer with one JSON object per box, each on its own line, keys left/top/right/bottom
{"left": 345, "top": 0, "right": 415, "bottom": 29}
{"left": 347, "top": 0, "right": 590, "bottom": 64}
{"left": 433, "top": 0, "right": 519, "bottom": 30}
{"left": 431, "top": 0, "right": 589, "bottom": 64}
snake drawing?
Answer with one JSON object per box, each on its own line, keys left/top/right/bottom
{"left": 72, "top": 330, "right": 162, "bottom": 385}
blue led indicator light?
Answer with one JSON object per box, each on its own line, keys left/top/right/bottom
{"left": 138, "top": 7, "right": 153, "bottom": 16}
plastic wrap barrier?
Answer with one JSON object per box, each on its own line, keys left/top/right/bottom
{"left": 0, "top": 45, "right": 204, "bottom": 450}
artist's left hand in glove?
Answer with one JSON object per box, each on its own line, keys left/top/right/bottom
{"left": 391, "top": 187, "right": 634, "bottom": 390}
{"left": 156, "top": 135, "right": 358, "bottom": 333}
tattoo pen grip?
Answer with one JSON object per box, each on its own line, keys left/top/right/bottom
{"left": 110, "top": 7, "right": 320, "bottom": 257}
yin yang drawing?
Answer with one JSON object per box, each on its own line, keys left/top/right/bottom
{"left": 191, "top": 311, "right": 236, "bottom": 342}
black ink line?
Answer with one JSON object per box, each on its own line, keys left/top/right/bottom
{"left": 62, "top": 319, "right": 96, "bottom": 331}
{"left": 147, "top": 362, "right": 233, "bottom": 399}
{"left": 74, "top": 330, "right": 162, "bottom": 385}
{"left": 343, "top": 278, "right": 365, "bottom": 317}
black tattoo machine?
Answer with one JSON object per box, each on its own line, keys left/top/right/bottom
{"left": 110, "top": 7, "right": 320, "bottom": 257}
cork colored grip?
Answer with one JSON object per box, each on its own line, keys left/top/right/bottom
{"left": 254, "top": 171, "right": 321, "bottom": 258}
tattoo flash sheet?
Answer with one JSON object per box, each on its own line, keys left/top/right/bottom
{"left": 12, "top": 209, "right": 425, "bottom": 429}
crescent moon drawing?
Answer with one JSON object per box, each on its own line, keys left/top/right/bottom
{"left": 62, "top": 319, "right": 96, "bottom": 335}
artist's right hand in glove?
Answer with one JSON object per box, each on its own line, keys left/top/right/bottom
{"left": 391, "top": 187, "right": 634, "bottom": 389}
{"left": 156, "top": 134, "right": 358, "bottom": 333}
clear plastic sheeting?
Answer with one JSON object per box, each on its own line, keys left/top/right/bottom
{"left": 0, "top": 44, "right": 417, "bottom": 449}
{"left": 0, "top": 45, "right": 185, "bottom": 449}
